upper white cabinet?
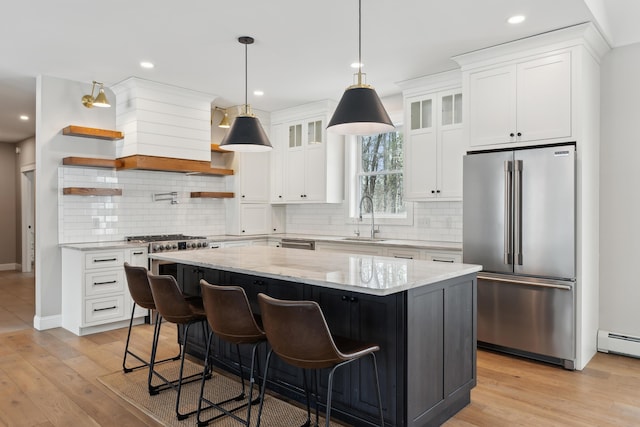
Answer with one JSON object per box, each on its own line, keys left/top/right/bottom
{"left": 271, "top": 100, "right": 344, "bottom": 204}
{"left": 466, "top": 52, "right": 571, "bottom": 147}
{"left": 400, "top": 71, "right": 465, "bottom": 201}
{"left": 237, "top": 151, "right": 270, "bottom": 202}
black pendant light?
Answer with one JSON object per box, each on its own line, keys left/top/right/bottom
{"left": 219, "top": 36, "right": 272, "bottom": 152}
{"left": 327, "top": 0, "right": 394, "bottom": 136}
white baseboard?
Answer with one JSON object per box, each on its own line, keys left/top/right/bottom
{"left": 597, "top": 330, "right": 640, "bottom": 358}
{"left": 0, "top": 263, "right": 19, "bottom": 271}
{"left": 33, "top": 314, "right": 62, "bottom": 330}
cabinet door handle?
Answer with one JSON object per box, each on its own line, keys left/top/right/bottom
{"left": 436, "top": 190, "right": 441, "bottom": 194}
{"left": 278, "top": 195, "right": 282, "bottom": 198}
{"left": 510, "top": 132, "right": 515, "bottom": 137}
{"left": 242, "top": 195, "right": 245, "bottom": 198}
{"left": 341, "top": 295, "right": 348, "bottom": 301}
{"left": 431, "top": 190, "right": 435, "bottom": 194}
{"left": 349, "top": 296, "right": 358, "bottom": 303}
{"left": 94, "top": 258, "right": 117, "bottom": 263}
{"left": 94, "top": 306, "right": 117, "bottom": 312}
{"left": 94, "top": 280, "right": 117, "bottom": 286}
{"left": 517, "top": 132, "right": 522, "bottom": 137}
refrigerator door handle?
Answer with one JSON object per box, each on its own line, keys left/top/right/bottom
{"left": 478, "top": 274, "right": 573, "bottom": 291}
{"left": 504, "top": 160, "right": 513, "bottom": 265}
{"left": 514, "top": 159, "right": 523, "bottom": 265}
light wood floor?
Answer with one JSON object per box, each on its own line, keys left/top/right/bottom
{"left": 1, "top": 271, "right": 640, "bottom": 426}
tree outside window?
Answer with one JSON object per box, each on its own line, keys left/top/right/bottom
{"left": 357, "top": 129, "right": 405, "bottom": 217}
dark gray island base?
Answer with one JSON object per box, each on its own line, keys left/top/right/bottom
{"left": 152, "top": 248, "right": 478, "bottom": 427}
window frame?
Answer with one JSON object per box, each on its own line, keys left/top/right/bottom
{"left": 345, "top": 126, "right": 414, "bottom": 227}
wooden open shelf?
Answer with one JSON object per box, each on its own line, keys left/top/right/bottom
{"left": 62, "top": 126, "right": 124, "bottom": 141}
{"left": 63, "top": 187, "right": 122, "bottom": 196}
{"left": 211, "top": 144, "right": 231, "bottom": 153}
{"left": 190, "top": 192, "right": 235, "bottom": 199}
{"left": 117, "top": 155, "right": 234, "bottom": 176}
{"left": 63, "top": 157, "right": 123, "bottom": 168}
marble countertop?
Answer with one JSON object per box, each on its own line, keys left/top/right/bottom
{"left": 209, "top": 233, "right": 462, "bottom": 252}
{"left": 60, "top": 241, "right": 148, "bottom": 250}
{"left": 150, "top": 246, "right": 480, "bottom": 296}
{"left": 59, "top": 234, "right": 461, "bottom": 252}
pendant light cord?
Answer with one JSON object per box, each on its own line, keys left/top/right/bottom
{"left": 358, "top": 0, "right": 362, "bottom": 85}
{"left": 244, "top": 41, "right": 248, "bottom": 115}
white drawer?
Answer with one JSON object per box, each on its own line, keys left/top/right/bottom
{"left": 84, "top": 295, "right": 126, "bottom": 325}
{"left": 84, "top": 251, "right": 124, "bottom": 270}
{"left": 425, "top": 251, "right": 462, "bottom": 263}
{"left": 85, "top": 269, "right": 124, "bottom": 297}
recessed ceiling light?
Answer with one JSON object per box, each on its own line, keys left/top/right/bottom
{"left": 351, "top": 62, "right": 364, "bottom": 69}
{"left": 140, "top": 61, "right": 154, "bottom": 69}
{"left": 507, "top": 15, "right": 526, "bottom": 24}
{"left": 253, "top": 90, "right": 264, "bottom": 96}
{"left": 19, "top": 115, "right": 29, "bottom": 121}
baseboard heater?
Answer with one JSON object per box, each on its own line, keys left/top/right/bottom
{"left": 597, "top": 330, "right": 640, "bottom": 358}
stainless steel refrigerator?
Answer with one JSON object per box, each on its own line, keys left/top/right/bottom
{"left": 463, "top": 144, "right": 576, "bottom": 369}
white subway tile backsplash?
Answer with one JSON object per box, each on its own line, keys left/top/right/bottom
{"left": 59, "top": 166, "right": 462, "bottom": 244}
{"left": 58, "top": 167, "right": 227, "bottom": 243}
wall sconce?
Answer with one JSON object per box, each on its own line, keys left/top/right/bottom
{"left": 213, "top": 106, "right": 230, "bottom": 128}
{"left": 81, "top": 81, "right": 111, "bottom": 108}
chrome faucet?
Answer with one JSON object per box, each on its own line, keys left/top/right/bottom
{"left": 359, "top": 194, "right": 378, "bottom": 239}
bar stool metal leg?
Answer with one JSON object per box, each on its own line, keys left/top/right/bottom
{"left": 123, "top": 303, "right": 180, "bottom": 373}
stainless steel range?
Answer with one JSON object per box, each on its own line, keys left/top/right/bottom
{"left": 126, "top": 234, "right": 214, "bottom": 254}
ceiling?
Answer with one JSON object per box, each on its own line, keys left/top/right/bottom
{"left": 1, "top": 0, "right": 638, "bottom": 143}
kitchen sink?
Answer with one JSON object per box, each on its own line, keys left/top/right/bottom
{"left": 341, "top": 237, "right": 386, "bottom": 242}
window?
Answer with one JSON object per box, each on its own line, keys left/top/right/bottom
{"left": 355, "top": 129, "right": 405, "bottom": 218}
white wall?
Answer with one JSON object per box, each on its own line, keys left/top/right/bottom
{"left": 599, "top": 42, "right": 640, "bottom": 337}
{"left": 35, "top": 75, "right": 117, "bottom": 329}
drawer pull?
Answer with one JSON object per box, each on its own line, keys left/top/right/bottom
{"left": 132, "top": 251, "right": 144, "bottom": 255}
{"left": 93, "top": 258, "right": 117, "bottom": 263}
{"left": 94, "top": 280, "right": 117, "bottom": 286}
{"left": 94, "top": 305, "right": 117, "bottom": 312}
{"left": 432, "top": 258, "right": 454, "bottom": 263}
{"left": 394, "top": 255, "right": 413, "bottom": 259}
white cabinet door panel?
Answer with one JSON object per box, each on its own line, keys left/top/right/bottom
{"left": 469, "top": 65, "right": 517, "bottom": 147}
{"left": 516, "top": 52, "right": 571, "bottom": 142}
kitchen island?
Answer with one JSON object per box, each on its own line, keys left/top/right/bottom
{"left": 150, "top": 246, "right": 481, "bottom": 427}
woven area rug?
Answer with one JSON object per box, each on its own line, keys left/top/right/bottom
{"left": 98, "top": 359, "right": 349, "bottom": 426}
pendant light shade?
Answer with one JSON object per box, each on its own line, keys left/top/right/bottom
{"left": 327, "top": 86, "right": 394, "bottom": 135}
{"left": 219, "top": 36, "right": 272, "bottom": 152}
{"left": 220, "top": 115, "right": 272, "bottom": 152}
{"left": 327, "top": 0, "right": 394, "bottom": 136}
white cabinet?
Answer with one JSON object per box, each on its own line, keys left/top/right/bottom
{"left": 271, "top": 100, "right": 344, "bottom": 204}
{"left": 62, "top": 246, "right": 148, "bottom": 336}
{"left": 270, "top": 123, "right": 285, "bottom": 203}
{"left": 236, "top": 151, "right": 270, "bottom": 202}
{"left": 402, "top": 73, "right": 465, "bottom": 201}
{"left": 466, "top": 52, "right": 571, "bottom": 147}
{"left": 226, "top": 203, "right": 271, "bottom": 236}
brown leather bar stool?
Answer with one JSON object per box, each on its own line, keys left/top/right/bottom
{"left": 147, "top": 272, "right": 211, "bottom": 420}
{"left": 122, "top": 262, "right": 180, "bottom": 373}
{"left": 196, "top": 280, "right": 267, "bottom": 427}
{"left": 256, "top": 293, "right": 385, "bottom": 427}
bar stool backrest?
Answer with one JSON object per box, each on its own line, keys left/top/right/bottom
{"left": 257, "top": 293, "right": 343, "bottom": 369}
{"left": 200, "top": 280, "right": 265, "bottom": 344}
{"left": 123, "top": 262, "right": 156, "bottom": 310}
{"left": 147, "top": 273, "right": 195, "bottom": 325}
